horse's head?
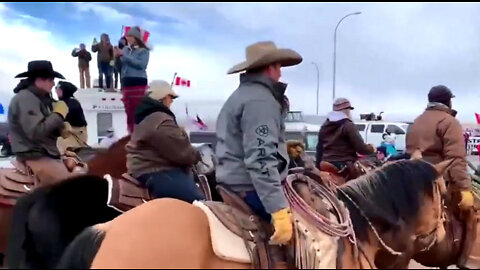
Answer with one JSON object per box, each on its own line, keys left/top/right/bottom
{"left": 193, "top": 143, "right": 216, "bottom": 176}
{"left": 338, "top": 159, "right": 447, "bottom": 266}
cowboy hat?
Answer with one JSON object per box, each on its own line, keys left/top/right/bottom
{"left": 15, "top": 60, "right": 65, "bottom": 79}
{"left": 148, "top": 80, "right": 179, "bottom": 100}
{"left": 227, "top": 41, "right": 302, "bottom": 74}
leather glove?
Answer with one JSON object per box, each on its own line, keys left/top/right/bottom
{"left": 60, "top": 122, "right": 72, "bottom": 139}
{"left": 270, "top": 208, "right": 293, "bottom": 245}
{"left": 53, "top": 101, "right": 69, "bottom": 119}
{"left": 459, "top": 190, "right": 474, "bottom": 211}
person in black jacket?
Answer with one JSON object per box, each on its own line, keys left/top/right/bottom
{"left": 55, "top": 81, "right": 88, "bottom": 154}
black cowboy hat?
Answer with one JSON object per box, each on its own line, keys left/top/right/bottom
{"left": 15, "top": 60, "right": 65, "bottom": 79}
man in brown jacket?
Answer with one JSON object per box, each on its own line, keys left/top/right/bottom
{"left": 407, "top": 85, "right": 479, "bottom": 268}
{"left": 92, "top": 34, "right": 114, "bottom": 89}
{"left": 71, "top": 43, "right": 92, "bottom": 88}
{"left": 316, "top": 98, "right": 376, "bottom": 171}
{"left": 126, "top": 80, "right": 203, "bottom": 203}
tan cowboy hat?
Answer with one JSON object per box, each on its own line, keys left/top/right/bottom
{"left": 227, "top": 41, "right": 302, "bottom": 74}
{"left": 148, "top": 80, "right": 179, "bottom": 100}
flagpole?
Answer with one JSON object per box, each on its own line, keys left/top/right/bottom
{"left": 171, "top": 72, "right": 178, "bottom": 87}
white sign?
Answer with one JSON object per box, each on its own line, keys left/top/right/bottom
{"left": 92, "top": 104, "right": 125, "bottom": 111}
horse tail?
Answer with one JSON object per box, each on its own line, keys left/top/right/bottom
{"left": 56, "top": 225, "right": 106, "bottom": 269}
{"left": 6, "top": 187, "right": 48, "bottom": 268}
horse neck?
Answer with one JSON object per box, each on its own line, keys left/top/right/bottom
{"left": 87, "top": 136, "right": 129, "bottom": 178}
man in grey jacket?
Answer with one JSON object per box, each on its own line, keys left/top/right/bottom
{"left": 8, "top": 60, "right": 72, "bottom": 185}
{"left": 215, "top": 41, "right": 302, "bottom": 247}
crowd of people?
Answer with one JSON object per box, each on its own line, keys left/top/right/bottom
{"left": 71, "top": 27, "right": 150, "bottom": 133}
{"left": 5, "top": 38, "right": 480, "bottom": 268}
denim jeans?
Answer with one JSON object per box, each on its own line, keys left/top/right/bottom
{"left": 243, "top": 191, "right": 271, "bottom": 222}
{"left": 98, "top": 62, "right": 112, "bottom": 89}
{"left": 137, "top": 169, "right": 205, "bottom": 203}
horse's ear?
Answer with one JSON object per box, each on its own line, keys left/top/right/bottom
{"left": 433, "top": 159, "right": 455, "bottom": 175}
{"left": 410, "top": 149, "right": 423, "bottom": 160}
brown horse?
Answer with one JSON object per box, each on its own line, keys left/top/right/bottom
{"left": 0, "top": 136, "right": 130, "bottom": 267}
{"left": 57, "top": 159, "right": 450, "bottom": 269}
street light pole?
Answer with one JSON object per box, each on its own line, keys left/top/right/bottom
{"left": 311, "top": 62, "right": 320, "bottom": 115}
{"left": 332, "top": 11, "right": 361, "bottom": 102}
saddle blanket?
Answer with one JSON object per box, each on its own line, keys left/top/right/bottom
{"left": 193, "top": 200, "right": 253, "bottom": 264}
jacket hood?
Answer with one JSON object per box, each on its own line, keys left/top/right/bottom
{"left": 326, "top": 111, "right": 349, "bottom": 122}
{"left": 134, "top": 96, "right": 176, "bottom": 125}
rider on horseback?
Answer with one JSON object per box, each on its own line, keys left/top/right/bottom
{"left": 8, "top": 60, "right": 73, "bottom": 184}
{"left": 215, "top": 41, "right": 302, "bottom": 246}
{"left": 406, "top": 85, "right": 480, "bottom": 269}
{"left": 126, "top": 80, "right": 204, "bottom": 203}
{"left": 315, "top": 98, "right": 376, "bottom": 171}
{"left": 55, "top": 81, "right": 88, "bottom": 155}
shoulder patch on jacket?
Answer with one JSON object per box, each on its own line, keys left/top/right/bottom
{"left": 255, "top": 125, "right": 269, "bottom": 137}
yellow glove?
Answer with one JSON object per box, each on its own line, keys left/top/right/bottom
{"left": 459, "top": 191, "right": 474, "bottom": 211}
{"left": 60, "top": 122, "right": 72, "bottom": 139}
{"left": 53, "top": 101, "right": 69, "bottom": 119}
{"left": 270, "top": 208, "right": 293, "bottom": 245}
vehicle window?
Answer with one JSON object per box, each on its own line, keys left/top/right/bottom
{"left": 386, "top": 125, "right": 405, "bottom": 135}
{"left": 355, "top": 124, "right": 366, "bottom": 131}
{"left": 370, "top": 124, "right": 385, "bottom": 133}
{"left": 305, "top": 133, "right": 318, "bottom": 151}
{"left": 97, "top": 113, "right": 112, "bottom": 137}
{"left": 285, "top": 131, "right": 302, "bottom": 141}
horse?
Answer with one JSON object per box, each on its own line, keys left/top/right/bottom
{"left": 0, "top": 136, "right": 130, "bottom": 268}
{"left": 56, "top": 159, "right": 451, "bottom": 269}
{"left": 5, "top": 140, "right": 220, "bottom": 269}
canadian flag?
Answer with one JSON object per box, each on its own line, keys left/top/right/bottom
{"left": 175, "top": 76, "right": 191, "bottom": 87}
{"left": 475, "top": 113, "right": 480, "bottom": 125}
{"left": 124, "top": 26, "right": 150, "bottom": 43}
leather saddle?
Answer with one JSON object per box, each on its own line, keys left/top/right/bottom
{"left": 62, "top": 151, "right": 88, "bottom": 173}
{"left": 0, "top": 160, "right": 37, "bottom": 206}
{"left": 203, "top": 185, "right": 285, "bottom": 269}
{"left": 106, "top": 173, "right": 151, "bottom": 213}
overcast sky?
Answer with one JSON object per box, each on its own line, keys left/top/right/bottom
{"left": 0, "top": 2, "right": 479, "bottom": 123}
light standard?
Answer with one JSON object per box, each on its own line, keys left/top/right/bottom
{"left": 311, "top": 62, "right": 320, "bottom": 115}
{"left": 332, "top": 11, "right": 361, "bottom": 102}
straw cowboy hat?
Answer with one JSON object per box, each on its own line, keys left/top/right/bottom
{"left": 148, "top": 80, "right": 179, "bottom": 100}
{"left": 227, "top": 41, "right": 303, "bottom": 74}
{"left": 15, "top": 60, "right": 65, "bottom": 79}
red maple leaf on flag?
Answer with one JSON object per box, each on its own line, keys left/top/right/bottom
{"left": 175, "top": 76, "right": 191, "bottom": 87}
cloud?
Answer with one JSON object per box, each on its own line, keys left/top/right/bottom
{"left": 73, "top": 2, "right": 132, "bottom": 22}
{"left": 1, "top": 2, "right": 480, "bottom": 125}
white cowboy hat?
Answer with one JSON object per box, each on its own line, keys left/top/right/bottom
{"left": 227, "top": 41, "right": 303, "bottom": 74}
{"left": 148, "top": 80, "right": 179, "bottom": 100}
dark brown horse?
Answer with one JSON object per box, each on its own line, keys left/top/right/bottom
{"left": 0, "top": 136, "right": 130, "bottom": 267}
{"left": 56, "top": 159, "right": 450, "bottom": 269}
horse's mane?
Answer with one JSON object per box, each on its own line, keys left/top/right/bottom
{"left": 338, "top": 159, "right": 438, "bottom": 242}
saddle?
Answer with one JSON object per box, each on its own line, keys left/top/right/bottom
{"left": 202, "top": 185, "right": 284, "bottom": 269}
{"left": 62, "top": 151, "right": 88, "bottom": 173}
{"left": 0, "top": 160, "right": 36, "bottom": 206}
{"left": 105, "top": 173, "right": 151, "bottom": 213}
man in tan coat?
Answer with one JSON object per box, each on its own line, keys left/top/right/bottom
{"left": 407, "top": 85, "right": 479, "bottom": 268}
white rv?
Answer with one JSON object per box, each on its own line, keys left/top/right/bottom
{"left": 74, "top": 88, "right": 128, "bottom": 145}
